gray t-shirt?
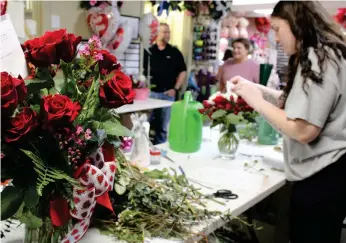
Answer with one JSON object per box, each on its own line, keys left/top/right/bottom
{"left": 283, "top": 47, "right": 346, "bottom": 181}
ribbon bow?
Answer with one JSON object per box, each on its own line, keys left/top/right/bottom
{"left": 61, "top": 143, "right": 116, "bottom": 243}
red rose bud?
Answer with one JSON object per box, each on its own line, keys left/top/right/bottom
{"left": 41, "top": 94, "right": 81, "bottom": 130}
{"left": 23, "top": 29, "right": 81, "bottom": 67}
{"left": 1, "top": 72, "right": 27, "bottom": 116}
{"left": 4, "top": 107, "right": 38, "bottom": 143}
{"left": 202, "top": 100, "right": 212, "bottom": 108}
{"left": 99, "top": 70, "right": 135, "bottom": 109}
{"left": 198, "top": 108, "right": 207, "bottom": 114}
{"left": 50, "top": 197, "right": 71, "bottom": 227}
{"left": 225, "top": 103, "right": 232, "bottom": 111}
{"left": 93, "top": 49, "right": 119, "bottom": 73}
{"left": 213, "top": 96, "right": 228, "bottom": 105}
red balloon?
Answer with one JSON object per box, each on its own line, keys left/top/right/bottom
{"left": 0, "top": 0, "right": 7, "bottom": 16}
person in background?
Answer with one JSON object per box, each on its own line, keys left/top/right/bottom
{"left": 143, "top": 23, "right": 187, "bottom": 145}
{"left": 217, "top": 38, "right": 259, "bottom": 92}
{"left": 230, "top": 1, "right": 346, "bottom": 243}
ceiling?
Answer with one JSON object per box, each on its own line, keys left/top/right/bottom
{"left": 231, "top": 0, "right": 346, "bottom": 17}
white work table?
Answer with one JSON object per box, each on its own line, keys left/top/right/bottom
{"left": 115, "top": 98, "right": 174, "bottom": 114}
{"left": 1, "top": 129, "right": 286, "bottom": 243}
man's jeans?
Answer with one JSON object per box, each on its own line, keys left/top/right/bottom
{"left": 149, "top": 91, "right": 175, "bottom": 145}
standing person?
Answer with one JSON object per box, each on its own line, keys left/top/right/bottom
{"left": 144, "top": 23, "right": 187, "bottom": 145}
{"left": 217, "top": 38, "right": 259, "bottom": 92}
{"left": 230, "top": 1, "right": 346, "bottom": 243}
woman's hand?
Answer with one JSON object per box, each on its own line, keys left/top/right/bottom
{"left": 230, "top": 76, "right": 264, "bottom": 111}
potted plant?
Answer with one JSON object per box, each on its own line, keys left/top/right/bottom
{"left": 131, "top": 75, "right": 151, "bottom": 100}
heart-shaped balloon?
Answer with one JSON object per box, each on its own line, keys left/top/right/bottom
{"left": 139, "top": 13, "right": 159, "bottom": 52}
{"left": 107, "top": 23, "right": 133, "bottom": 56}
{"left": 87, "top": 5, "right": 120, "bottom": 46}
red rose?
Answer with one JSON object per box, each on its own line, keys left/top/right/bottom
{"left": 1, "top": 72, "right": 27, "bottom": 116}
{"left": 23, "top": 29, "right": 82, "bottom": 67}
{"left": 99, "top": 70, "right": 135, "bottom": 109}
{"left": 94, "top": 49, "right": 120, "bottom": 73}
{"left": 213, "top": 96, "right": 229, "bottom": 109}
{"left": 5, "top": 107, "right": 38, "bottom": 143}
{"left": 202, "top": 100, "right": 212, "bottom": 108}
{"left": 41, "top": 94, "right": 81, "bottom": 129}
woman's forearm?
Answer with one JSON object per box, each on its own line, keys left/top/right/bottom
{"left": 255, "top": 84, "right": 283, "bottom": 107}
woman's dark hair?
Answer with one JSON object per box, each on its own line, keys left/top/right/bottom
{"left": 271, "top": 1, "right": 346, "bottom": 107}
{"left": 223, "top": 49, "right": 233, "bottom": 61}
{"left": 231, "top": 38, "right": 252, "bottom": 51}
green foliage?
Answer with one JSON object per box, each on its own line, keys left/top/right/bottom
{"left": 14, "top": 204, "right": 43, "bottom": 229}
{"left": 21, "top": 149, "right": 80, "bottom": 196}
{"left": 25, "top": 67, "right": 55, "bottom": 95}
{"left": 0, "top": 186, "right": 24, "bottom": 220}
{"left": 99, "top": 151, "right": 220, "bottom": 243}
{"left": 24, "top": 186, "right": 40, "bottom": 208}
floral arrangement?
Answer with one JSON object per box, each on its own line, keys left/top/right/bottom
{"left": 199, "top": 91, "right": 257, "bottom": 157}
{"left": 1, "top": 29, "right": 134, "bottom": 243}
{"left": 1, "top": 29, "right": 222, "bottom": 243}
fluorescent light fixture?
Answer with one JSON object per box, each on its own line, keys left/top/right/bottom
{"left": 253, "top": 9, "right": 273, "bottom": 15}
{"left": 233, "top": 0, "right": 277, "bottom": 5}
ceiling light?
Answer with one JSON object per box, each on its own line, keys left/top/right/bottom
{"left": 233, "top": 0, "right": 277, "bottom": 5}
{"left": 253, "top": 9, "right": 273, "bottom": 15}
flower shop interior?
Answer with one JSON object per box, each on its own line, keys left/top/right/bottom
{"left": 1, "top": 1, "right": 346, "bottom": 243}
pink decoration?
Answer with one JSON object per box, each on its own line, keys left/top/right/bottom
{"left": 134, "top": 88, "right": 150, "bottom": 100}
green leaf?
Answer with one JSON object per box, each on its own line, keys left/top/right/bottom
{"left": 102, "top": 120, "right": 133, "bottom": 137}
{"left": 226, "top": 113, "right": 244, "bottom": 125}
{"left": 18, "top": 210, "right": 43, "bottom": 229}
{"left": 211, "top": 110, "right": 227, "bottom": 119}
{"left": 25, "top": 79, "right": 55, "bottom": 95}
{"left": 24, "top": 186, "right": 39, "bottom": 208}
{"left": 30, "top": 104, "right": 40, "bottom": 113}
{"left": 115, "top": 183, "right": 126, "bottom": 195}
{"left": 1, "top": 186, "right": 24, "bottom": 220}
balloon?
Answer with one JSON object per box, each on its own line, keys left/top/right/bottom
{"left": 87, "top": 5, "right": 120, "bottom": 45}
{"left": 229, "top": 27, "right": 239, "bottom": 39}
{"left": 139, "top": 13, "right": 159, "bottom": 52}
{"left": 219, "top": 38, "right": 229, "bottom": 53}
{"left": 107, "top": 23, "right": 132, "bottom": 55}
{"left": 0, "top": 0, "right": 7, "bottom": 16}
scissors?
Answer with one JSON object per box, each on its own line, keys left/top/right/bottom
{"left": 208, "top": 189, "right": 238, "bottom": 200}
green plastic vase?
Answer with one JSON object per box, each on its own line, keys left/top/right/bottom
{"left": 257, "top": 64, "right": 279, "bottom": 145}
{"left": 257, "top": 116, "right": 279, "bottom": 145}
{"left": 168, "top": 91, "right": 203, "bottom": 153}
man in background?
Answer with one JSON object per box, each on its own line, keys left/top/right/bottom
{"left": 144, "top": 23, "right": 187, "bottom": 145}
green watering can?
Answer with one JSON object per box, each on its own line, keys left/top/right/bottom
{"left": 168, "top": 91, "right": 203, "bottom": 153}
{"left": 257, "top": 64, "right": 279, "bottom": 145}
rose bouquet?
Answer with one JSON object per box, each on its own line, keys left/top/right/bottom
{"left": 1, "top": 29, "right": 224, "bottom": 243}
{"left": 1, "top": 30, "right": 135, "bottom": 243}
{"left": 199, "top": 91, "right": 257, "bottom": 159}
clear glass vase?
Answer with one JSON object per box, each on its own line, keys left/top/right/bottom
{"left": 218, "top": 130, "right": 239, "bottom": 160}
{"left": 24, "top": 222, "right": 67, "bottom": 243}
